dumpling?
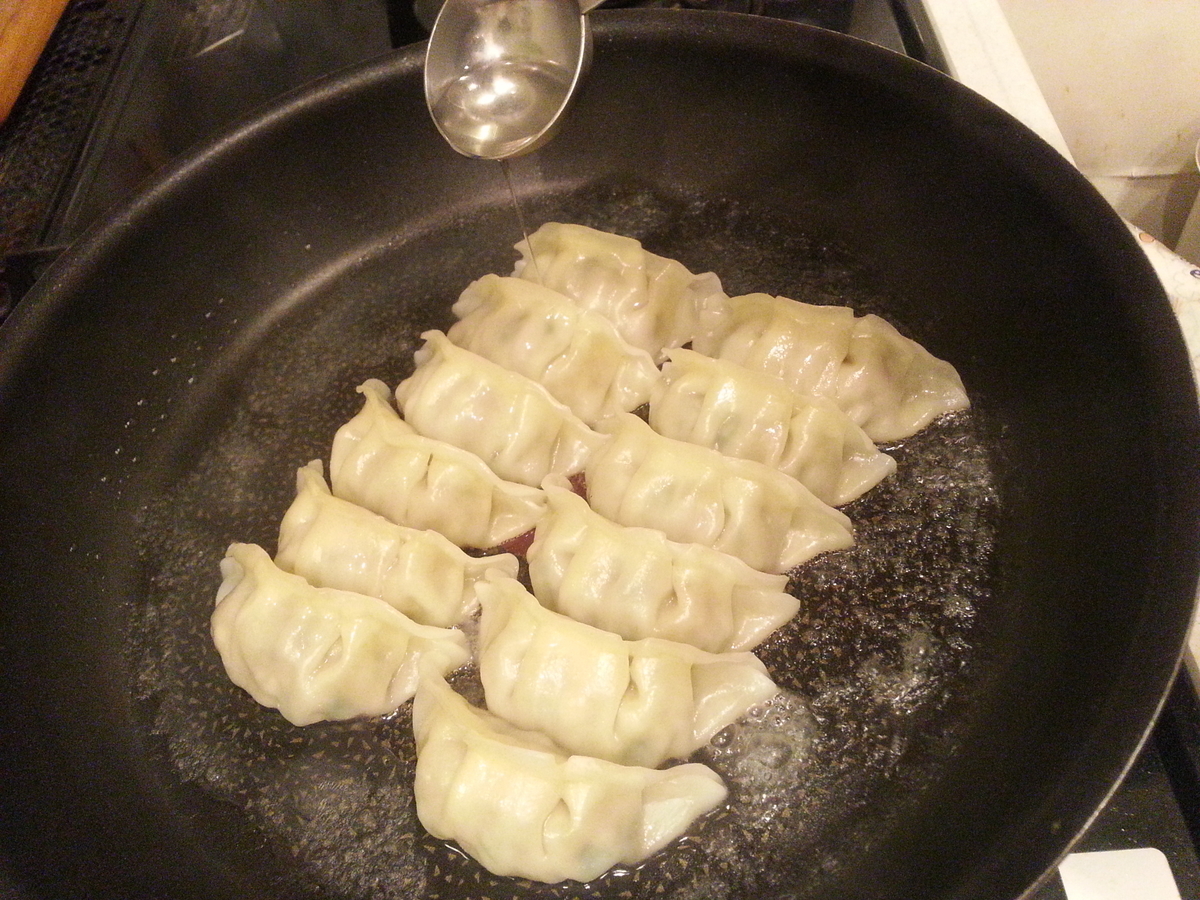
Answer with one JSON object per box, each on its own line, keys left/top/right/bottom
{"left": 649, "top": 348, "right": 896, "bottom": 506}
{"left": 584, "top": 413, "right": 854, "bottom": 574}
{"left": 692, "top": 292, "right": 969, "bottom": 442}
{"left": 413, "top": 672, "right": 728, "bottom": 884}
{"left": 275, "top": 460, "right": 518, "bottom": 628}
{"left": 447, "top": 273, "right": 661, "bottom": 425}
{"left": 511, "top": 222, "right": 726, "bottom": 361}
{"left": 395, "top": 330, "right": 605, "bottom": 487}
{"left": 527, "top": 482, "right": 799, "bottom": 652}
{"left": 835, "top": 312, "right": 971, "bottom": 442}
{"left": 691, "top": 292, "right": 855, "bottom": 397}
{"left": 477, "top": 572, "right": 778, "bottom": 767}
{"left": 211, "top": 543, "right": 470, "bottom": 726}
{"left": 328, "top": 379, "right": 546, "bottom": 549}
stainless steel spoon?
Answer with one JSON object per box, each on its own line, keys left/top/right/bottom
{"left": 424, "top": 0, "right": 604, "bottom": 160}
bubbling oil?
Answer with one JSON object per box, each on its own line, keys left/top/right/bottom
{"left": 131, "top": 403, "right": 996, "bottom": 900}
{"left": 128, "top": 199, "right": 999, "bottom": 900}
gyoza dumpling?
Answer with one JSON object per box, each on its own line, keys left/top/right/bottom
{"left": 447, "top": 273, "right": 661, "bottom": 425}
{"left": 477, "top": 573, "right": 778, "bottom": 767}
{"left": 512, "top": 222, "right": 726, "bottom": 361}
{"left": 329, "top": 379, "right": 545, "bottom": 549}
{"left": 585, "top": 413, "right": 854, "bottom": 574}
{"left": 692, "top": 292, "right": 855, "bottom": 396}
{"left": 275, "top": 460, "right": 518, "bottom": 628}
{"left": 692, "top": 293, "right": 969, "bottom": 442}
{"left": 211, "top": 543, "right": 469, "bottom": 726}
{"left": 395, "top": 331, "right": 605, "bottom": 487}
{"left": 413, "top": 672, "right": 728, "bottom": 883}
{"left": 649, "top": 348, "right": 896, "bottom": 506}
{"left": 835, "top": 312, "right": 971, "bottom": 442}
{"left": 528, "top": 483, "right": 799, "bottom": 652}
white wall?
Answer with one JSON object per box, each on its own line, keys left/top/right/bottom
{"left": 995, "top": 0, "right": 1200, "bottom": 254}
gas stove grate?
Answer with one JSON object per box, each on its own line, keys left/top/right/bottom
{"left": 0, "top": 0, "right": 141, "bottom": 315}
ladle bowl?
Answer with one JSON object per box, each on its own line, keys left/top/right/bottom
{"left": 424, "top": 0, "right": 597, "bottom": 159}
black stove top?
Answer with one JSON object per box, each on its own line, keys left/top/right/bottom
{"left": 0, "top": 2, "right": 1198, "bottom": 898}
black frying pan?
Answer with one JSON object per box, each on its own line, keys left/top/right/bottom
{"left": 1, "top": 12, "right": 1197, "bottom": 900}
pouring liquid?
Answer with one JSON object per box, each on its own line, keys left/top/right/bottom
{"left": 499, "top": 158, "right": 544, "bottom": 284}
{"left": 430, "top": 59, "right": 574, "bottom": 160}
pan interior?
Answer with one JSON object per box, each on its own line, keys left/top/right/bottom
{"left": 129, "top": 184, "right": 1000, "bottom": 900}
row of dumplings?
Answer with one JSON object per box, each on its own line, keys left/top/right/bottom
{"left": 209, "top": 223, "right": 969, "bottom": 884}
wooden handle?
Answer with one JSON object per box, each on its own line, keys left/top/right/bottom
{"left": 0, "top": 0, "right": 72, "bottom": 125}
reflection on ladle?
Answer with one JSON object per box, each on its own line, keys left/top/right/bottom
{"left": 424, "top": 0, "right": 604, "bottom": 160}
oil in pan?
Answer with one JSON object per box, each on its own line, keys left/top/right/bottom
{"left": 129, "top": 189, "right": 999, "bottom": 900}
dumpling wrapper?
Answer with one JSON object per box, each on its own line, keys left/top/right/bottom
{"left": 528, "top": 482, "right": 799, "bottom": 652}
{"left": 413, "top": 672, "right": 728, "bottom": 884}
{"left": 834, "top": 312, "right": 971, "bottom": 443}
{"left": 395, "top": 330, "right": 605, "bottom": 488}
{"left": 448, "top": 273, "right": 661, "bottom": 426}
{"left": 477, "top": 572, "right": 778, "bottom": 768}
{"left": 328, "top": 379, "right": 546, "bottom": 549}
{"left": 649, "top": 348, "right": 896, "bottom": 506}
{"left": 692, "top": 292, "right": 969, "bottom": 442}
{"left": 276, "top": 460, "right": 517, "bottom": 628}
{"left": 585, "top": 413, "right": 854, "bottom": 574}
{"left": 211, "top": 542, "right": 469, "bottom": 726}
{"left": 511, "top": 222, "right": 727, "bottom": 362}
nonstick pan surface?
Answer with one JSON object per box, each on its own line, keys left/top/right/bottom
{"left": 0, "top": 12, "right": 1198, "bottom": 900}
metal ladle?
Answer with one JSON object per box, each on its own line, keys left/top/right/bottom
{"left": 424, "top": 0, "right": 604, "bottom": 159}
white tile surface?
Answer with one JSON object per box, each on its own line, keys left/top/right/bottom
{"left": 993, "top": 1, "right": 1200, "bottom": 247}
{"left": 992, "top": 0, "right": 1200, "bottom": 180}
{"left": 1059, "top": 849, "right": 1182, "bottom": 900}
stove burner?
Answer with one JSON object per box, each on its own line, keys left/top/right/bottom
{"left": 0, "top": 0, "right": 137, "bottom": 316}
